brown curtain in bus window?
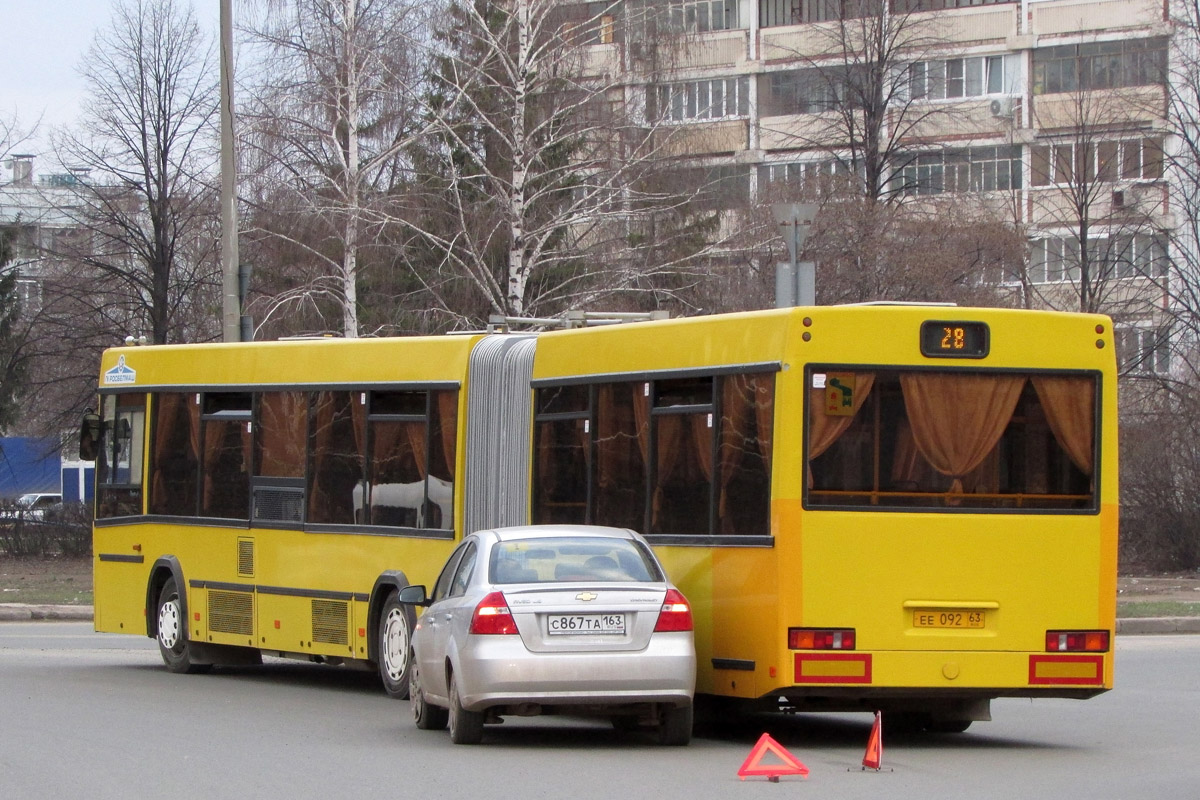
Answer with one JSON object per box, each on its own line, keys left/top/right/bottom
{"left": 889, "top": 418, "right": 933, "bottom": 490}
{"left": 717, "top": 376, "right": 752, "bottom": 518}
{"left": 653, "top": 414, "right": 685, "bottom": 527}
{"left": 1031, "top": 376, "right": 1095, "bottom": 475}
{"left": 691, "top": 414, "right": 714, "bottom": 482}
{"left": 258, "top": 392, "right": 306, "bottom": 477}
{"left": 308, "top": 392, "right": 336, "bottom": 519}
{"left": 596, "top": 385, "right": 618, "bottom": 491}
{"left": 899, "top": 373, "right": 1025, "bottom": 495}
{"left": 755, "top": 374, "right": 775, "bottom": 471}
{"left": 807, "top": 373, "right": 875, "bottom": 488}
{"left": 404, "top": 421, "right": 429, "bottom": 479}
{"left": 436, "top": 391, "right": 458, "bottom": 480}
{"left": 632, "top": 383, "right": 650, "bottom": 465}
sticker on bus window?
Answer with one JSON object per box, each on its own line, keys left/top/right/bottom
{"left": 812, "top": 373, "right": 826, "bottom": 389}
{"left": 825, "top": 373, "right": 856, "bottom": 416}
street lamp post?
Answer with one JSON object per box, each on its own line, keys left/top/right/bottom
{"left": 771, "top": 202, "right": 819, "bottom": 308}
{"left": 220, "top": 0, "right": 242, "bottom": 341}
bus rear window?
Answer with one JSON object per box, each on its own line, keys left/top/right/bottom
{"left": 806, "top": 369, "right": 1097, "bottom": 511}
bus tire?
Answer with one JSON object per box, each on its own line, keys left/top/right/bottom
{"left": 377, "top": 593, "right": 413, "bottom": 699}
{"left": 156, "top": 578, "right": 210, "bottom": 675}
{"left": 658, "top": 702, "right": 693, "bottom": 746}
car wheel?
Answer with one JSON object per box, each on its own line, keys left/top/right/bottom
{"left": 448, "top": 672, "right": 484, "bottom": 745}
{"left": 658, "top": 702, "right": 693, "bottom": 746}
{"left": 156, "top": 578, "right": 210, "bottom": 675}
{"left": 378, "top": 594, "right": 413, "bottom": 699}
{"left": 411, "top": 659, "right": 448, "bottom": 731}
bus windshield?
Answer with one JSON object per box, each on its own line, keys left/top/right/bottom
{"left": 806, "top": 368, "right": 1097, "bottom": 511}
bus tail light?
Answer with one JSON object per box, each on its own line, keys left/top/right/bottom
{"left": 469, "top": 592, "right": 518, "bottom": 635}
{"left": 1046, "top": 630, "right": 1110, "bottom": 652}
{"left": 789, "top": 628, "right": 856, "bottom": 650}
{"left": 654, "top": 589, "right": 694, "bottom": 632}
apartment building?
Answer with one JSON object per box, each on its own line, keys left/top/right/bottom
{"left": 572, "top": 0, "right": 1178, "bottom": 377}
{"left": 1, "top": 156, "right": 85, "bottom": 311}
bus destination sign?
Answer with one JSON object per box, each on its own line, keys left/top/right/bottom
{"left": 919, "top": 320, "right": 989, "bottom": 359}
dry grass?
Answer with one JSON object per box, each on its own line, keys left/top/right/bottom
{"left": 0, "top": 556, "right": 93, "bottom": 605}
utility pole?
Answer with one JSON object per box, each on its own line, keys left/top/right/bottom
{"left": 771, "top": 203, "right": 819, "bottom": 307}
{"left": 220, "top": 0, "right": 241, "bottom": 341}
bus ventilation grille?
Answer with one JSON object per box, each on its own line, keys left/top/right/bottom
{"left": 237, "top": 539, "right": 254, "bottom": 578}
{"left": 253, "top": 487, "right": 304, "bottom": 523}
{"left": 208, "top": 591, "right": 254, "bottom": 636}
{"left": 312, "top": 600, "right": 349, "bottom": 646}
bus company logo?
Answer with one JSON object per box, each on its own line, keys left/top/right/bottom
{"left": 103, "top": 355, "right": 137, "bottom": 385}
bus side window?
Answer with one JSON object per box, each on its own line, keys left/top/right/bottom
{"left": 96, "top": 392, "right": 146, "bottom": 518}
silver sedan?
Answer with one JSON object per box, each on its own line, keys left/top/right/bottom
{"left": 399, "top": 525, "right": 697, "bottom": 745}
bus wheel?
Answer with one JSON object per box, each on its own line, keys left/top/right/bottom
{"left": 378, "top": 594, "right": 412, "bottom": 699}
{"left": 156, "top": 578, "right": 210, "bottom": 674}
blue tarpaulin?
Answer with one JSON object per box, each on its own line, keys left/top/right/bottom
{"left": 0, "top": 437, "right": 62, "bottom": 499}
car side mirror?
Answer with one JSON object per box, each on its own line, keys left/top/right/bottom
{"left": 397, "top": 585, "right": 430, "bottom": 606}
{"left": 79, "top": 410, "right": 101, "bottom": 461}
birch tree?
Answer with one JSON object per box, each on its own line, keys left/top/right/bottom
{"left": 241, "top": 0, "right": 430, "bottom": 337}
{"left": 406, "top": 0, "right": 740, "bottom": 323}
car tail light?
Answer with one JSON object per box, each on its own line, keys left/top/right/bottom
{"left": 654, "top": 589, "right": 693, "bottom": 632}
{"left": 469, "top": 591, "right": 518, "bottom": 635}
{"left": 1046, "top": 630, "right": 1110, "bottom": 652}
{"left": 789, "top": 628, "right": 856, "bottom": 650}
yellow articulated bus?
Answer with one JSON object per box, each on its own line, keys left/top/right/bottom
{"left": 90, "top": 305, "right": 1116, "bottom": 730}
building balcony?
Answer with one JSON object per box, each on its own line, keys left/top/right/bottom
{"left": 1030, "top": 0, "right": 1164, "bottom": 37}
{"left": 657, "top": 119, "right": 750, "bottom": 156}
{"left": 1031, "top": 85, "right": 1166, "bottom": 131}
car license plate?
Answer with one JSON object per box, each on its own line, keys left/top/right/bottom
{"left": 913, "top": 610, "right": 985, "bottom": 629}
{"left": 547, "top": 613, "right": 625, "bottom": 635}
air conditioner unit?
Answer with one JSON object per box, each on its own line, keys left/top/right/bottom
{"left": 989, "top": 98, "right": 1013, "bottom": 118}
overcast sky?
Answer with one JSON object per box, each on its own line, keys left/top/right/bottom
{"left": 0, "top": 0, "right": 219, "bottom": 166}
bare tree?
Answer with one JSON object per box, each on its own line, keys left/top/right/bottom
{"left": 241, "top": 0, "right": 432, "bottom": 337}
{"left": 1027, "top": 78, "right": 1169, "bottom": 317}
{"left": 50, "top": 0, "right": 221, "bottom": 346}
{"left": 402, "top": 0, "right": 750, "bottom": 324}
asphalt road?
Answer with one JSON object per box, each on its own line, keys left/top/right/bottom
{"left": 1, "top": 624, "right": 1197, "bottom": 800}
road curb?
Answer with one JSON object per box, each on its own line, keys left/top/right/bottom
{"left": 1116, "top": 616, "right": 1200, "bottom": 635}
{"left": 0, "top": 604, "right": 94, "bottom": 622}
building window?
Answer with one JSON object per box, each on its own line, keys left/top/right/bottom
{"left": 1030, "top": 138, "right": 1163, "bottom": 187}
{"left": 655, "top": 77, "right": 749, "bottom": 122}
{"left": 1117, "top": 326, "right": 1171, "bottom": 375}
{"left": 669, "top": 0, "right": 739, "bottom": 31}
{"left": 760, "top": 67, "right": 863, "bottom": 116}
{"left": 896, "top": 146, "right": 1022, "bottom": 196}
{"left": 893, "top": 0, "right": 1015, "bottom": 10}
{"left": 560, "top": 1, "right": 622, "bottom": 45}
{"left": 759, "top": 159, "right": 851, "bottom": 196}
{"left": 1032, "top": 38, "right": 1167, "bottom": 95}
{"left": 759, "top": 0, "right": 893, "bottom": 27}
{"left": 1025, "top": 234, "right": 1169, "bottom": 284}
{"left": 907, "top": 55, "right": 1013, "bottom": 100}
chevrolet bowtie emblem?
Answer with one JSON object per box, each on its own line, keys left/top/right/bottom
{"left": 576, "top": 592, "right": 598, "bottom": 601}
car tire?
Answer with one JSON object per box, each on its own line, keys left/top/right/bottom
{"left": 156, "top": 578, "right": 210, "bottom": 675}
{"left": 658, "top": 702, "right": 693, "bottom": 746}
{"left": 411, "top": 660, "right": 448, "bottom": 731}
{"left": 448, "top": 672, "right": 484, "bottom": 745}
{"left": 378, "top": 593, "right": 413, "bottom": 699}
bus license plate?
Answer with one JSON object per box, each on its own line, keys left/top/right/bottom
{"left": 548, "top": 613, "right": 625, "bottom": 635}
{"left": 913, "top": 610, "right": 985, "bottom": 629}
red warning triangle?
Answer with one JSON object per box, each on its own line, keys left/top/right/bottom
{"left": 862, "top": 712, "right": 883, "bottom": 770}
{"left": 737, "top": 733, "right": 809, "bottom": 781}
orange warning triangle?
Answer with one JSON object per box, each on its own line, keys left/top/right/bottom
{"left": 862, "top": 712, "right": 883, "bottom": 770}
{"left": 737, "top": 733, "right": 809, "bottom": 781}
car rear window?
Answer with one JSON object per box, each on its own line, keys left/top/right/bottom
{"left": 490, "top": 537, "right": 664, "bottom": 584}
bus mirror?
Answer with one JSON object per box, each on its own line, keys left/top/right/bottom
{"left": 79, "top": 410, "right": 101, "bottom": 461}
